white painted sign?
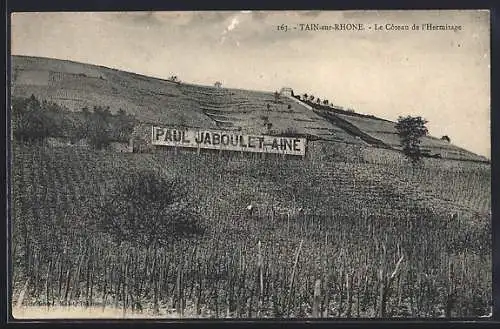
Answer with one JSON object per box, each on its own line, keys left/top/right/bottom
{"left": 151, "top": 126, "right": 306, "bottom": 156}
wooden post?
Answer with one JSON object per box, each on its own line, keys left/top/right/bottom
{"left": 176, "top": 264, "right": 182, "bottom": 317}
{"left": 153, "top": 274, "right": 159, "bottom": 315}
{"left": 378, "top": 269, "right": 386, "bottom": 318}
{"left": 89, "top": 254, "right": 94, "bottom": 308}
{"left": 356, "top": 273, "right": 361, "bottom": 317}
{"left": 303, "top": 140, "right": 308, "bottom": 161}
{"left": 57, "top": 256, "right": 63, "bottom": 304}
{"left": 257, "top": 241, "right": 264, "bottom": 316}
{"left": 102, "top": 257, "right": 108, "bottom": 312}
{"left": 63, "top": 268, "right": 71, "bottom": 306}
{"left": 128, "top": 137, "right": 134, "bottom": 153}
{"left": 45, "top": 259, "right": 52, "bottom": 308}
{"left": 346, "top": 273, "right": 352, "bottom": 317}
{"left": 313, "top": 279, "right": 321, "bottom": 318}
{"left": 378, "top": 254, "right": 404, "bottom": 318}
{"left": 123, "top": 254, "right": 129, "bottom": 317}
{"left": 287, "top": 213, "right": 290, "bottom": 235}
{"left": 323, "top": 274, "right": 330, "bottom": 318}
{"left": 287, "top": 240, "right": 303, "bottom": 317}
{"left": 16, "top": 278, "right": 30, "bottom": 308}
{"left": 196, "top": 261, "right": 203, "bottom": 316}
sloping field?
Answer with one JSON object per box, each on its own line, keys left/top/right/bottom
{"left": 12, "top": 56, "right": 215, "bottom": 128}
{"left": 332, "top": 111, "right": 485, "bottom": 162}
{"left": 178, "top": 84, "right": 360, "bottom": 143}
{"left": 300, "top": 101, "right": 488, "bottom": 162}
{"left": 10, "top": 55, "right": 491, "bottom": 318}
{"left": 11, "top": 142, "right": 490, "bottom": 317}
{"left": 11, "top": 55, "right": 488, "bottom": 162}
{"left": 11, "top": 55, "right": 360, "bottom": 144}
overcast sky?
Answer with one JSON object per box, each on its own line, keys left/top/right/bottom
{"left": 11, "top": 10, "right": 490, "bottom": 158}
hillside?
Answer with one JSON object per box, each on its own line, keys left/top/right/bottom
{"left": 11, "top": 142, "right": 491, "bottom": 318}
{"left": 11, "top": 55, "right": 487, "bottom": 162}
{"left": 11, "top": 55, "right": 361, "bottom": 144}
{"left": 305, "top": 101, "right": 488, "bottom": 162}
{"left": 9, "top": 55, "right": 491, "bottom": 318}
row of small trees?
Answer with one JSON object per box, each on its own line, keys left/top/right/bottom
{"left": 297, "top": 93, "right": 333, "bottom": 107}
{"left": 11, "top": 95, "right": 137, "bottom": 150}
{"left": 294, "top": 90, "right": 431, "bottom": 163}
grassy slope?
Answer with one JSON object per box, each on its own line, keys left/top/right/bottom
{"left": 305, "top": 101, "right": 487, "bottom": 162}
{"left": 11, "top": 55, "right": 360, "bottom": 144}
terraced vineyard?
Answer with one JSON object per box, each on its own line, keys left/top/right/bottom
{"left": 11, "top": 142, "right": 491, "bottom": 318}
{"left": 178, "top": 84, "right": 358, "bottom": 143}
{"left": 305, "top": 101, "right": 487, "bottom": 162}
{"left": 12, "top": 55, "right": 487, "bottom": 162}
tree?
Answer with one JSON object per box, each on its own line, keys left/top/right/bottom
{"left": 323, "top": 99, "right": 329, "bottom": 105}
{"left": 114, "top": 109, "right": 137, "bottom": 142}
{"left": 316, "top": 97, "right": 321, "bottom": 104}
{"left": 65, "top": 112, "right": 87, "bottom": 144}
{"left": 303, "top": 93, "right": 308, "bottom": 100}
{"left": 11, "top": 94, "right": 61, "bottom": 142}
{"left": 87, "top": 106, "right": 113, "bottom": 149}
{"left": 309, "top": 95, "right": 315, "bottom": 101}
{"left": 395, "top": 116, "right": 429, "bottom": 163}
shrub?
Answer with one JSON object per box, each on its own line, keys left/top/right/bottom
{"left": 97, "top": 169, "right": 206, "bottom": 247}
{"left": 441, "top": 135, "right": 451, "bottom": 143}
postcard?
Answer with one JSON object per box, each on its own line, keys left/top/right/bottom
{"left": 9, "top": 10, "right": 491, "bottom": 319}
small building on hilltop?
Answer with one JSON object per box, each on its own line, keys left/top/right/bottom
{"left": 280, "top": 87, "right": 294, "bottom": 97}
